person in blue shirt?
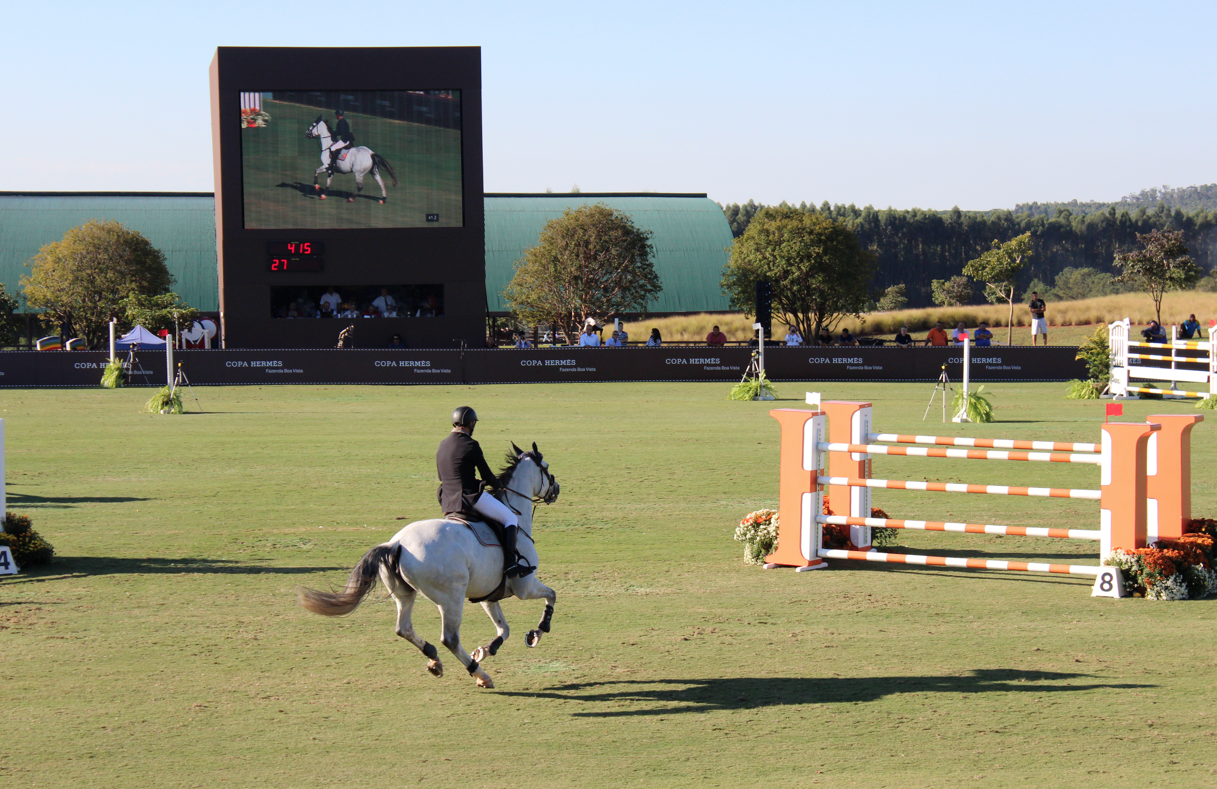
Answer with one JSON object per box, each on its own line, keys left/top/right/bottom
{"left": 1178, "top": 314, "right": 1201, "bottom": 340}
{"left": 974, "top": 323, "right": 993, "bottom": 346}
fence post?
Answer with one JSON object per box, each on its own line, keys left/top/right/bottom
{"left": 1098, "top": 421, "right": 1159, "bottom": 556}
{"left": 1145, "top": 414, "right": 1203, "bottom": 543}
{"left": 765, "top": 409, "right": 826, "bottom": 570}
{"left": 820, "top": 401, "right": 873, "bottom": 549}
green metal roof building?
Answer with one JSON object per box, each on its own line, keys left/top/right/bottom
{"left": 0, "top": 192, "right": 732, "bottom": 314}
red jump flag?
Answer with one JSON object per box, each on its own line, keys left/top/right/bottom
{"left": 1105, "top": 403, "right": 1123, "bottom": 423}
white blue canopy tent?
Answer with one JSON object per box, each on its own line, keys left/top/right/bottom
{"left": 115, "top": 325, "right": 167, "bottom": 351}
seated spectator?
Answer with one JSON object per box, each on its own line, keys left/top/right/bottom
{"left": 837, "top": 328, "right": 859, "bottom": 346}
{"left": 1142, "top": 320, "right": 1167, "bottom": 343}
{"left": 784, "top": 329, "right": 803, "bottom": 346}
{"left": 951, "top": 321, "right": 969, "bottom": 344}
{"left": 513, "top": 333, "right": 534, "bottom": 349}
{"left": 605, "top": 331, "right": 625, "bottom": 347}
{"left": 816, "top": 328, "right": 834, "bottom": 346}
{"left": 372, "top": 288, "right": 397, "bottom": 317}
{"left": 926, "top": 321, "right": 950, "bottom": 346}
{"left": 646, "top": 328, "right": 662, "bottom": 347}
{"left": 579, "top": 326, "right": 601, "bottom": 346}
{"left": 974, "top": 323, "right": 993, "bottom": 346}
{"left": 319, "top": 287, "right": 342, "bottom": 314}
{"left": 894, "top": 325, "right": 914, "bottom": 347}
{"left": 705, "top": 325, "right": 727, "bottom": 347}
{"left": 387, "top": 333, "right": 405, "bottom": 348}
{"left": 1179, "top": 313, "right": 1201, "bottom": 340}
{"left": 286, "top": 302, "right": 301, "bottom": 318}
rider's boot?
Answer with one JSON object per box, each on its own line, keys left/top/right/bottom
{"left": 501, "top": 525, "right": 535, "bottom": 578}
{"left": 328, "top": 149, "right": 337, "bottom": 173}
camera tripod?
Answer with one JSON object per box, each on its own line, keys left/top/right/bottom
{"left": 123, "top": 347, "right": 149, "bottom": 384}
{"left": 922, "top": 364, "right": 953, "bottom": 422}
{"left": 740, "top": 351, "right": 775, "bottom": 400}
{"left": 170, "top": 362, "right": 203, "bottom": 413}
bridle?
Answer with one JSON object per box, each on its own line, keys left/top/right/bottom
{"left": 498, "top": 452, "right": 560, "bottom": 522}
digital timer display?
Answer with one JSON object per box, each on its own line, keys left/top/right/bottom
{"left": 267, "top": 241, "right": 324, "bottom": 272}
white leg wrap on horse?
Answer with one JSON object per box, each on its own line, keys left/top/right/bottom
{"left": 473, "top": 492, "right": 518, "bottom": 528}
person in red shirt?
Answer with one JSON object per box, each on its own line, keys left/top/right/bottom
{"left": 926, "top": 321, "right": 949, "bottom": 346}
{"left": 705, "top": 325, "right": 728, "bottom": 347}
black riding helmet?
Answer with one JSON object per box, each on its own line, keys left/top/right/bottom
{"left": 452, "top": 405, "right": 478, "bottom": 428}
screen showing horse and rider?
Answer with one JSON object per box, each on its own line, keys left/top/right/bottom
{"left": 239, "top": 90, "right": 463, "bottom": 229}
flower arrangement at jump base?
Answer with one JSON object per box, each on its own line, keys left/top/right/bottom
{"left": 735, "top": 497, "right": 896, "bottom": 565}
{"left": 0, "top": 512, "right": 54, "bottom": 567}
{"left": 1102, "top": 518, "right": 1217, "bottom": 600}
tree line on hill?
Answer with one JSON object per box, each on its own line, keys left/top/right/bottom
{"left": 721, "top": 196, "right": 1217, "bottom": 308}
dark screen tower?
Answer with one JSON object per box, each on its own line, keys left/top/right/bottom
{"left": 210, "top": 47, "right": 484, "bottom": 349}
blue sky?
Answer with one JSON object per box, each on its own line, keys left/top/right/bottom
{"left": 7, "top": 0, "right": 1215, "bottom": 210}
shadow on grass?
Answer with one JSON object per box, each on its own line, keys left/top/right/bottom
{"left": 7, "top": 492, "right": 151, "bottom": 509}
{"left": 500, "top": 669, "right": 1154, "bottom": 715}
{"left": 4, "top": 556, "right": 343, "bottom": 583}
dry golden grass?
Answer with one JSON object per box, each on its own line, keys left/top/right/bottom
{"left": 626, "top": 291, "right": 1217, "bottom": 344}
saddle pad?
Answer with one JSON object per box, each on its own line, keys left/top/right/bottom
{"left": 451, "top": 518, "right": 500, "bottom": 548}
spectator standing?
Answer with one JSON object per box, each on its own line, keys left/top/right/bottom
{"left": 1179, "top": 314, "right": 1201, "bottom": 340}
{"left": 705, "top": 325, "right": 727, "bottom": 347}
{"left": 926, "top": 321, "right": 949, "bottom": 346}
{"left": 951, "top": 321, "right": 969, "bottom": 345}
{"left": 784, "top": 329, "right": 803, "bottom": 346}
{"left": 1029, "top": 291, "right": 1048, "bottom": 345}
{"left": 617, "top": 325, "right": 629, "bottom": 345}
{"left": 894, "top": 326, "right": 914, "bottom": 347}
{"left": 974, "top": 323, "right": 993, "bottom": 346}
{"left": 319, "top": 287, "right": 342, "bottom": 314}
{"left": 646, "top": 328, "right": 662, "bottom": 347}
{"left": 513, "top": 333, "right": 533, "bottom": 349}
{"left": 579, "top": 326, "right": 601, "bottom": 346}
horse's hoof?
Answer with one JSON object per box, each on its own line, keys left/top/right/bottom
{"left": 319, "top": 194, "right": 326, "bottom": 200}
{"left": 471, "top": 646, "right": 487, "bottom": 662}
{"left": 313, "top": 184, "right": 320, "bottom": 191}
{"left": 525, "top": 630, "right": 541, "bottom": 648}
{"left": 347, "top": 197, "right": 354, "bottom": 203}
{"left": 378, "top": 199, "right": 385, "bottom": 205}
{"left": 476, "top": 675, "right": 495, "bottom": 689}
{"left": 427, "top": 659, "right": 443, "bottom": 678}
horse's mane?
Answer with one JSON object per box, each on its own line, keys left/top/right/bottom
{"left": 496, "top": 450, "right": 524, "bottom": 489}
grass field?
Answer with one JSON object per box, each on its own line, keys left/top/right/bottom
{"left": 241, "top": 99, "right": 463, "bottom": 229}
{"left": 3, "top": 383, "right": 1216, "bottom": 788}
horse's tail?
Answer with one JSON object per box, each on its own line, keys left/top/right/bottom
{"left": 297, "top": 544, "right": 399, "bottom": 616}
{"left": 372, "top": 153, "right": 398, "bottom": 187}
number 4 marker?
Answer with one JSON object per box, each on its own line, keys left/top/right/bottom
{"left": 0, "top": 546, "right": 17, "bottom": 575}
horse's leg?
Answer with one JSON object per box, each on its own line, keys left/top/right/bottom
{"left": 314, "top": 165, "right": 327, "bottom": 192}
{"left": 350, "top": 169, "right": 362, "bottom": 203}
{"left": 373, "top": 171, "right": 387, "bottom": 204}
{"left": 471, "top": 601, "right": 509, "bottom": 663}
{"left": 435, "top": 594, "right": 494, "bottom": 688}
{"left": 379, "top": 564, "right": 443, "bottom": 677}
{"left": 510, "top": 576, "right": 557, "bottom": 648}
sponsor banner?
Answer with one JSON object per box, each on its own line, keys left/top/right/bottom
{"left": 0, "top": 346, "right": 1086, "bottom": 387}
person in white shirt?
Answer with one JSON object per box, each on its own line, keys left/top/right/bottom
{"left": 605, "top": 331, "right": 624, "bottom": 347}
{"left": 951, "top": 321, "right": 969, "bottom": 345}
{"left": 372, "top": 288, "right": 397, "bottom": 317}
{"left": 579, "top": 326, "right": 601, "bottom": 346}
{"left": 785, "top": 330, "right": 802, "bottom": 346}
{"left": 319, "top": 287, "right": 342, "bottom": 314}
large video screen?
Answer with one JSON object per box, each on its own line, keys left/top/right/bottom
{"left": 239, "top": 90, "right": 463, "bottom": 229}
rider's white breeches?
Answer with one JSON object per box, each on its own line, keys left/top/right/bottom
{"left": 329, "top": 141, "right": 349, "bottom": 152}
{"left": 473, "top": 491, "right": 518, "bottom": 528}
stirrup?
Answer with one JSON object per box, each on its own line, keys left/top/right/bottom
{"left": 505, "top": 561, "right": 536, "bottom": 579}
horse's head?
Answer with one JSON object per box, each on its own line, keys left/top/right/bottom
{"left": 508, "top": 442, "right": 560, "bottom": 504}
{"left": 305, "top": 116, "right": 328, "bottom": 138}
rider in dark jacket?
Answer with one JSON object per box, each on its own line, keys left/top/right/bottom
{"left": 436, "top": 406, "right": 534, "bottom": 578}
{"left": 328, "top": 108, "right": 355, "bottom": 172}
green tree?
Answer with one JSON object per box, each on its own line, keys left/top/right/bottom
{"left": 721, "top": 207, "right": 876, "bottom": 340}
{"left": 963, "top": 232, "right": 1034, "bottom": 346}
{"left": 504, "top": 204, "right": 660, "bottom": 342}
{"left": 22, "top": 220, "right": 173, "bottom": 349}
{"left": 121, "top": 292, "right": 199, "bottom": 338}
{"left": 0, "top": 284, "right": 21, "bottom": 348}
{"left": 1113, "top": 229, "right": 1203, "bottom": 324}
{"left": 876, "top": 283, "right": 908, "bottom": 312}
{"left": 930, "top": 275, "right": 973, "bottom": 307}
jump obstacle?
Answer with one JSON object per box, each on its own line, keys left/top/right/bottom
{"left": 764, "top": 401, "right": 1202, "bottom": 590}
{"left": 1108, "top": 318, "right": 1215, "bottom": 400}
